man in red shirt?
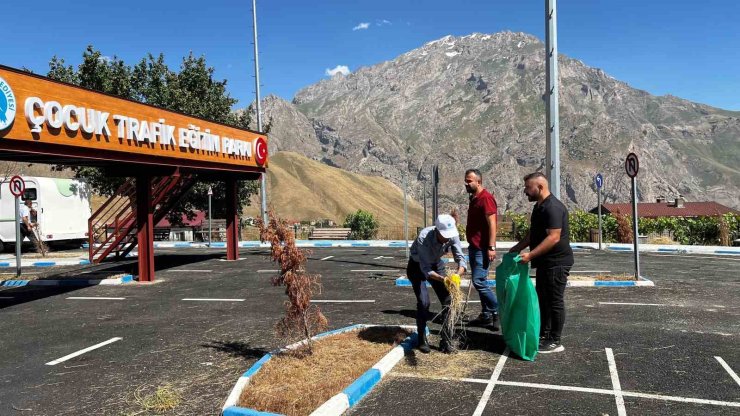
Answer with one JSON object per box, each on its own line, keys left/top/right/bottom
{"left": 464, "top": 169, "right": 499, "bottom": 330}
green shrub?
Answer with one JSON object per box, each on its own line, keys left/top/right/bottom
{"left": 343, "top": 210, "right": 379, "bottom": 240}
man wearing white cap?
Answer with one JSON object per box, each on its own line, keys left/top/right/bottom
{"left": 407, "top": 214, "right": 467, "bottom": 354}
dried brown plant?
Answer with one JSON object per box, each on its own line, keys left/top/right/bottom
{"left": 257, "top": 210, "right": 327, "bottom": 353}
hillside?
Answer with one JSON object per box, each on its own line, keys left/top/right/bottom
{"left": 245, "top": 151, "right": 426, "bottom": 227}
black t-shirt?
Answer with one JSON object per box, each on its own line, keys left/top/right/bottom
{"left": 529, "top": 194, "right": 574, "bottom": 268}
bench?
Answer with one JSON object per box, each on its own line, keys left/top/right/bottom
{"left": 309, "top": 228, "right": 352, "bottom": 240}
{"left": 196, "top": 219, "right": 228, "bottom": 242}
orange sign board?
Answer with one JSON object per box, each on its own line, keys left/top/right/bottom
{"left": 0, "top": 66, "right": 267, "bottom": 171}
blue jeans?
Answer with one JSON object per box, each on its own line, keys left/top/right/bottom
{"left": 469, "top": 246, "right": 498, "bottom": 317}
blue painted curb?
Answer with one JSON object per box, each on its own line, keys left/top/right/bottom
{"left": 0, "top": 274, "right": 134, "bottom": 287}
{"left": 715, "top": 250, "right": 740, "bottom": 255}
{"left": 243, "top": 353, "right": 272, "bottom": 378}
{"left": 343, "top": 368, "right": 381, "bottom": 407}
{"left": 223, "top": 407, "right": 282, "bottom": 416}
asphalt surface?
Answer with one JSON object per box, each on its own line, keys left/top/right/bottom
{"left": 0, "top": 247, "right": 737, "bottom": 415}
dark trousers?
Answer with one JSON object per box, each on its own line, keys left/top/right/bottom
{"left": 535, "top": 265, "right": 570, "bottom": 342}
{"left": 407, "top": 259, "right": 453, "bottom": 343}
{"left": 20, "top": 224, "right": 39, "bottom": 251}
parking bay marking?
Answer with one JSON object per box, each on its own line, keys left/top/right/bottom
{"left": 311, "top": 300, "right": 375, "bottom": 303}
{"left": 472, "top": 347, "right": 510, "bottom": 416}
{"left": 606, "top": 348, "right": 628, "bottom": 416}
{"left": 46, "top": 337, "right": 123, "bottom": 366}
{"left": 320, "top": 256, "right": 334, "bottom": 261}
{"left": 390, "top": 375, "right": 740, "bottom": 408}
{"left": 182, "top": 298, "right": 245, "bottom": 302}
{"left": 599, "top": 302, "right": 666, "bottom": 307}
{"left": 166, "top": 269, "right": 213, "bottom": 272}
{"left": 67, "top": 297, "right": 126, "bottom": 300}
{"left": 715, "top": 356, "right": 740, "bottom": 388}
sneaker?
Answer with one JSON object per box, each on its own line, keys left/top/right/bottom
{"left": 417, "top": 342, "right": 431, "bottom": 354}
{"left": 538, "top": 341, "right": 565, "bottom": 354}
{"left": 468, "top": 313, "right": 499, "bottom": 331}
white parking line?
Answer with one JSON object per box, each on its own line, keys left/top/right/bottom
{"left": 715, "top": 356, "right": 740, "bottom": 388}
{"left": 0, "top": 296, "right": 14, "bottom": 300}
{"left": 311, "top": 300, "right": 376, "bottom": 303}
{"left": 166, "top": 269, "right": 212, "bottom": 272}
{"left": 390, "top": 374, "right": 740, "bottom": 408}
{"left": 472, "top": 347, "right": 509, "bottom": 416}
{"left": 351, "top": 269, "right": 397, "bottom": 272}
{"left": 373, "top": 256, "right": 393, "bottom": 260}
{"left": 571, "top": 270, "right": 612, "bottom": 273}
{"left": 182, "top": 298, "right": 245, "bottom": 302}
{"left": 606, "top": 348, "right": 628, "bottom": 416}
{"left": 599, "top": 302, "right": 666, "bottom": 306}
{"left": 257, "top": 270, "right": 279, "bottom": 273}
{"left": 320, "top": 256, "right": 334, "bottom": 261}
{"left": 67, "top": 297, "right": 126, "bottom": 300}
{"left": 46, "top": 337, "right": 122, "bottom": 366}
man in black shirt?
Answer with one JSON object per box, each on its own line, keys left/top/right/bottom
{"left": 510, "top": 172, "right": 574, "bottom": 353}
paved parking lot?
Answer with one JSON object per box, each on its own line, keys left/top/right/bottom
{"left": 0, "top": 247, "right": 738, "bottom": 415}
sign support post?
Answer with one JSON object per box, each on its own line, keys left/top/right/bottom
{"left": 9, "top": 176, "right": 26, "bottom": 278}
{"left": 595, "top": 173, "right": 603, "bottom": 250}
{"left": 625, "top": 153, "right": 641, "bottom": 279}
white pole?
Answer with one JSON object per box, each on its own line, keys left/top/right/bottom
{"left": 545, "top": 0, "right": 561, "bottom": 199}
{"left": 251, "top": 0, "right": 267, "bottom": 224}
{"left": 15, "top": 197, "right": 21, "bottom": 278}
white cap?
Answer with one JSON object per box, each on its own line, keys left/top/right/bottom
{"left": 435, "top": 214, "right": 459, "bottom": 239}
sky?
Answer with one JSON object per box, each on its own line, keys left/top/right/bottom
{"left": 4, "top": 0, "right": 740, "bottom": 110}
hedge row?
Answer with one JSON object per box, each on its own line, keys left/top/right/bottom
{"left": 502, "top": 212, "right": 740, "bottom": 246}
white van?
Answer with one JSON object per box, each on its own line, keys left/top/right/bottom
{"left": 0, "top": 177, "right": 91, "bottom": 251}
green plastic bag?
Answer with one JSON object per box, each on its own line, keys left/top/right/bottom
{"left": 495, "top": 252, "right": 540, "bottom": 361}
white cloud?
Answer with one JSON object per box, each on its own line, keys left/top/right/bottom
{"left": 325, "top": 65, "right": 350, "bottom": 77}
{"left": 352, "top": 22, "right": 370, "bottom": 31}
{"left": 377, "top": 19, "right": 391, "bottom": 26}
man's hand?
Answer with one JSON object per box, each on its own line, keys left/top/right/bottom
{"left": 488, "top": 249, "right": 496, "bottom": 262}
{"left": 456, "top": 266, "right": 465, "bottom": 276}
{"left": 518, "top": 252, "right": 532, "bottom": 263}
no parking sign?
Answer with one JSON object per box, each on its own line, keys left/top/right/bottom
{"left": 9, "top": 175, "right": 25, "bottom": 198}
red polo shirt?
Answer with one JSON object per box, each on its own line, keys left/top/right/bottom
{"left": 466, "top": 189, "right": 498, "bottom": 249}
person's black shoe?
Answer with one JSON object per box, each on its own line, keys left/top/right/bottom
{"left": 417, "top": 333, "right": 431, "bottom": 354}
{"left": 538, "top": 340, "right": 565, "bottom": 354}
{"left": 490, "top": 314, "right": 500, "bottom": 331}
{"left": 468, "top": 313, "right": 493, "bottom": 327}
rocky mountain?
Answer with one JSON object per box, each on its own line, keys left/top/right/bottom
{"left": 259, "top": 31, "right": 740, "bottom": 215}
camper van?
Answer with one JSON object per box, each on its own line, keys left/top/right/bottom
{"left": 0, "top": 177, "right": 91, "bottom": 251}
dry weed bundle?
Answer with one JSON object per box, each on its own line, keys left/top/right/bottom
{"left": 257, "top": 211, "right": 327, "bottom": 352}
{"left": 444, "top": 274, "right": 465, "bottom": 332}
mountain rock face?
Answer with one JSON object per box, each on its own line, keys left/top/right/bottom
{"left": 261, "top": 32, "right": 740, "bottom": 215}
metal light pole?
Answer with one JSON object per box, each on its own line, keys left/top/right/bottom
{"left": 251, "top": 0, "right": 267, "bottom": 224}
{"left": 423, "top": 179, "right": 427, "bottom": 228}
{"left": 403, "top": 171, "right": 409, "bottom": 260}
{"left": 545, "top": 0, "right": 561, "bottom": 199}
{"left": 207, "top": 186, "right": 213, "bottom": 247}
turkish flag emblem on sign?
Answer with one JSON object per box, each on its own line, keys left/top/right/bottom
{"left": 254, "top": 137, "right": 268, "bottom": 166}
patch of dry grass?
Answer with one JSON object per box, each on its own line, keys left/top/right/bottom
{"left": 238, "top": 326, "right": 409, "bottom": 416}
{"left": 395, "top": 348, "right": 499, "bottom": 379}
{"left": 648, "top": 236, "right": 676, "bottom": 245}
{"left": 127, "top": 384, "right": 181, "bottom": 415}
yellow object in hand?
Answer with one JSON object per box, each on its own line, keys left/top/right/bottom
{"left": 449, "top": 273, "right": 461, "bottom": 288}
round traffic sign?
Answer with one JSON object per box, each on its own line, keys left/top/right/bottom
{"left": 595, "top": 173, "right": 604, "bottom": 189}
{"left": 625, "top": 153, "right": 639, "bottom": 178}
{"left": 254, "top": 137, "right": 268, "bottom": 166}
{"left": 9, "top": 175, "right": 25, "bottom": 197}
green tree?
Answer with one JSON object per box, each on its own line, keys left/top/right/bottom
{"left": 344, "top": 210, "right": 379, "bottom": 240}
{"left": 47, "top": 46, "right": 259, "bottom": 224}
